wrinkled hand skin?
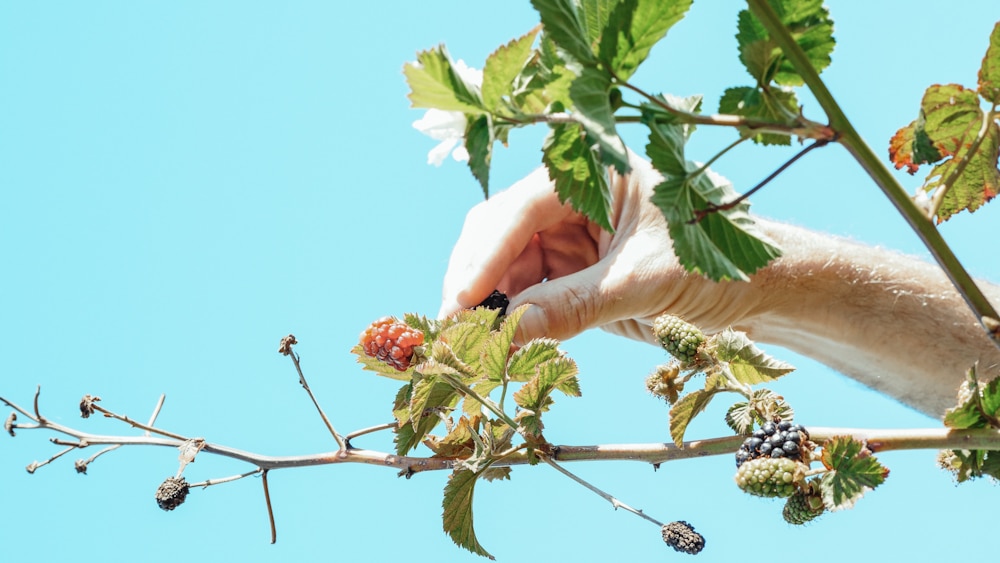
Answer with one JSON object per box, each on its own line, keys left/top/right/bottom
{"left": 439, "top": 153, "right": 1000, "bottom": 418}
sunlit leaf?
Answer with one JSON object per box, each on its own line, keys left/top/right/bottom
{"left": 978, "top": 21, "right": 1000, "bottom": 104}
{"left": 718, "top": 85, "right": 798, "bottom": 145}
{"left": 819, "top": 436, "right": 889, "bottom": 511}
{"left": 569, "top": 67, "right": 629, "bottom": 173}
{"left": 481, "top": 305, "right": 528, "bottom": 382}
{"left": 530, "top": 0, "right": 598, "bottom": 66}
{"left": 442, "top": 469, "right": 495, "bottom": 560}
{"left": 738, "top": 0, "right": 835, "bottom": 87}
{"left": 711, "top": 328, "right": 795, "bottom": 384}
{"left": 542, "top": 121, "right": 614, "bottom": 232}
{"left": 507, "top": 338, "right": 562, "bottom": 382}
{"left": 482, "top": 28, "right": 540, "bottom": 111}
{"left": 404, "top": 45, "right": 484, "bottom": 113}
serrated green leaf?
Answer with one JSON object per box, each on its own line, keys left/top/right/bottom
{"left": 927, "top": 120, "right": 1000, "bottom": 223}
{"left": 480, "top": 467, "right": 513, "bottom": 482}
{"left": 482, "top": 29, "right": 540, "bottom": 112}
{"left": 668, "top": 387, "right": 719, "bottom": 446}
{"left": 569, "top": 67, "right": 630, "bottom": 174}
{"left": 819, "top": 436, "right": 889, "bottom": 511}
{"left": 443, "top": 469, "right": 495, "bottom": 560}
{"left": 917, "top": 84, "right": 981, "bottom": 159}
{"left": 597, "top": 0, "right": 691, "bottom": 81}
{"left": 481, "top": 306, "right": 528, "bottom": 382}
{"left": 646, "top": 122, "right": 782, "bottom": 281}
{"left": 513, "top": 356, "right": 580, "bottom": 437}
{"left": 978, "top": 21, "right": 1000, "bottom": 104}
{"left": 738, "top": 0, "right": 834, "bottom": 87}
{"left": 465, "top": 114, "right": 493, "bottom": 197}
{"left": 404, "top": 46, "right": 484, "bottom": 113}
{"left": 725, "top": 401, "right": 755, "bottom": 435}
{"left": 408, "top": 373, "right": 461, "bottom": 452}
{"left": 541, "top": 122, "right": 614, "bottom": 232}
{"left": 980, "top": 377, "right": 1000, "bottom": 421}
{"left": 531, "top": 0, "right": 598, "bottom": 66}
{"left": 718, "top": 85, "right": 798, "bottom": 145}
{"left": 351, "top": 343, "right": 415, "bottom": 381}
{"left": 711, "top": 328, "right": 795, "bottom": 384}
{"left": 507, "top": 338, "right": 562, "bottom": 382}
{"left": 439, "top": 313, "right": 498, "bottom": 376}
{"left": 944, "top": 376, "right": 987, "bottom": 429}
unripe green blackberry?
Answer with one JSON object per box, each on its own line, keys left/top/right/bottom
{"left": 734, "top": 457, "right": 806, "bottom": 498}
{"left": 661, "top": 520, "right": 705, "bottom": 555}
{"left": 652, "top": 315, "right": 705, "bottom": 365}
{"left": 155, "top": 476, "right": 190, "bottom": 511}
{"left": 782, "top": 479, "right": 825, "bottom": 525}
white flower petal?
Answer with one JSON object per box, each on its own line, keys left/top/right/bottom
{"left": 453, "top": 59, "right": 483, "bottom": 86}
{"left": 427, "top": 138, "right": 459, "bottom": 166}
{"left": 413, "top": 109, "right": 467, "bottom": 140}
{"left": 451, "top": 144, "right": 469, "bottom": 162}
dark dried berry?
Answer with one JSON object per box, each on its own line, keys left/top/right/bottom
{"left": 662, "top": 520, "right": 705, "bottom": 555}
{"left": 359, "top": 317, "right": 424, "bottom": 372}
{"left": 475, "top": 290, "right": 509, "bottom": 316}
{"left": 155, "top": 476, "right": 190, "bottom": 511}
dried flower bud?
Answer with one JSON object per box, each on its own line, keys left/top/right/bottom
{"left": 155, "top": 476, "right": 190, "bottom": 511}
{"left": 75, "top": 459, "right": 88, "bottom": 474}
{"left": 645, "top": 362, "right": 683, "bottom": 403}
{"left": 278, "top": 334, "right": 298, "bottom": 356}
{"left": 80, "top": 395, "right": 101, "bottom": 418}
{"left": 4, "top": 412, "right": 16, "bottom": 437}
{"left": 662, "top": 520, "right": 705, "bottom": 555}
{"left": 25, "top": 461, "right": 40, "bottom": 474}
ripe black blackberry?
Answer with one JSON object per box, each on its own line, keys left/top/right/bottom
{"left": 155, "top": 476, "right": 190, "bottom": 511}
{"left": 661, "top": 520, "right": 705, "bottom": 555}
{"left": 475, "top": 290, "right": 509, "bottom": 316}
{"left": 735, "top": 420, "right": 809, "bottom": 467}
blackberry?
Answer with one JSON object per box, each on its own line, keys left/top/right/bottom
{"left": 661, "top": 520, "right": 705, "bottom": 555}
{"left": 475, "top": 290, "right": 509, "bottom": 316}
{"left": 359, "top": 317, "right": 425, "bottom": 372}
{"left": 782, "top": 479, "right": 825, "bottom": 525}
{"left": 734, "top": 457, "right": 806, "bottom": 498}
{"left": 652, "top": 315, "right": 705, "bottom": 365}
{"left": 735, "top": 420, "right": 810, "bottom": 467}
{"left": 155, "top": 476, "right": 190, "bottom": 511}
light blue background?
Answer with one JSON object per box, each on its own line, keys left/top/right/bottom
{"left": 2, "top": 2, "right": 997, "bottom": 561}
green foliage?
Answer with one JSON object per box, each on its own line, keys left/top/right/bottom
{"left": 819, "top": 436, "right": 889, "bottom": 511}
{"left": 940, "top": 370, "right": 1000, "bottom": 482}
{"left": 541, "top": 120, "right": 615, "bottom": 232}
{"left": 709, "top": 329, "right": 795, "bottom": 384}
{"left": 668, "top": 373, "right": 725, "bottom": 446}
{"left": 404, "top": 45, "right": 484, "bottom": 114}
{"left": 725, "top": 389, "right": 794, "bottom": 435}
{"left": 443, "top": 468, "right": 495, "bottom": 560}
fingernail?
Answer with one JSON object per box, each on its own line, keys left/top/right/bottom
{"left": 515, "top": 304, "right": 548, "bottom": 345}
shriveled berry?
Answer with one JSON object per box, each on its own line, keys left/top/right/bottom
{"left": 155, "top": 476, "right": 190, "bottom": 511}
{"left": 359, "top": 317, "right": 424, "bottom": 372}
{"left": 652, "top": 314, "right": 705, "bottom": 366}
{"left": 734, "top": 457, "right": 807, "bottom": 498}
{"left": 661, "top": 520, "right": 705, "bottom": 555}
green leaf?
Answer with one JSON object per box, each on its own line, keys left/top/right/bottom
{"left": 531, "top": 0, "right": 598, "bottom": 65}
{"left": 482, "top": 28, "right": 541, "bottom": 112}
{"left": 819, "top": 436, "right": 889, "bottom": 511}
{"left": 888, "top": 119, "right": 921, "bottom": 175}
{"left": 718, "top": 85, "right": 798, "bottom": 146}
{"left": 465, "top": 114, "right": 494, "bottom": 198}
{"left": 944, "top": 376, "right": 987, "bottom": 429}
{"left": 569, "top": 67, "right": 630, "bottom": 173}
{"left": 978, "top": 21, "right": 1000, "bottom": 104}
{"left": 507, "top": 338, "right": 562, "bottom": 382}
{"left": 442, "top": 469, "right": 495, "bottom": 560}
{"left": 598, "top": 0, "right": 691, "bottom": 81}
{"left": 404, "top": 45, "right": 484, "bottom": 113}
{"left": 981, "top": 377, "right": 1000, "bottom": 421}
{"left": 725, "top": 401, "right": 756, "bottom": 436}
{"left": 542, "top": 121, "right": 615, "bottom": 232}
{"left": 668, "top": 387, "right": 718, "bottom": 446}
{"left": 409, "top": 372, "right": 461, "bottom": 451}
{"left": 927, "top": 120, "right": 1000, "bottom": 222}
{"left": 481, "top": 467, "right": 513, "bottom": 482}
{"left": 917, "top": 84, "right": 981, "bottom": 159}
{"left": 738, "top": 0, "right": 835, "bottom": 87}
{"left": 351, "top": 343, "right": 414, "bottom": 381}
{"left": 710, "top": 328, "right": 795, "bottom": 384}
{"left": 480, "top": 305, "right": 528, "bottom": 382}
{"left": 513, "top": 356, "right": 580, "bottom": 437}
{"left": 646, "top": 127, "right": 783, "bottom": 281}
{"left": 439, "top": 312, "right": 499, "bottom": 376}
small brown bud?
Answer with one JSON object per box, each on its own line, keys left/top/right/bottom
{"left": 278, "top": 334, "right": 298, "bottom": 356}
{"left": 75, "top": 459, "right": 88, "bottom": 474}
{"left": 4, "top": 412, "right": 16, "bottom": 437}
{"left": 80, "top": 395, "right": 101, "bottom": 418}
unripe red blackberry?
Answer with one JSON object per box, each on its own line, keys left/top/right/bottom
{"left": 782, "top": 479, "right": 825, "bottom": 525}
{"left": 734, "top": 457, "right": 806, "bottom": 498}
{"left": 661, "top": 520, "right": 705, "bottom": 555}
{"left": 359, "top": 317, "right": 424, "bottom": 372}
{"left": 155, "top": 476, "right": 190, "bottom": 511}
{"left": 652, "top": 315, "right": 704, "bottom": 365}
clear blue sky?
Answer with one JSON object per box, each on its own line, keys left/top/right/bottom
{"left": 1, "top": 2, "right": 997, "bottom": 561}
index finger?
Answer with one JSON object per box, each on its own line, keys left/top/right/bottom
{"left": 438, "top": 166, "right": 573, "bottom": 318}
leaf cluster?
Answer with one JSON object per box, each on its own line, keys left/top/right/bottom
{"left": 940, "top": 368, "right": 1000, "bottom": 482}
{"left": 889, "top": 21, "right": 1000, "bottom": 222}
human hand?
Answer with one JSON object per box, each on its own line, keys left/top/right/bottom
{"left": 438, "top": 155, "right": 765, "bottom": 345}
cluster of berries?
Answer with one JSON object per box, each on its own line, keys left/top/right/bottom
{"left": 734, "top": 456, "right": 805, "bottom": 498}
{"left": 735, "top": 420, "right": 809, "bottom": 467}
{"left": 652, "top": 314, "right": 705, "bottom": 365}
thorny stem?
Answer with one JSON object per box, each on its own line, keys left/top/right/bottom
{"left": 747, "top": 0, "right": 1000, "bottom": 348}
{"left": 540, "top": 454, "right": 663, "bottom": 528}
{"left": 929, "top": 107, "right": 998, "bottom": 217}
{"left": 280, "top": 336, "right": 346, "bottom": 451}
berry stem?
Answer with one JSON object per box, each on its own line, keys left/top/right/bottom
{"left": 282, "top": 342, "right": 346, "bottom": 452}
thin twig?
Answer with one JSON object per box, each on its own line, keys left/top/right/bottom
{"left": 190, "top": 468, "right": 263, "bottom": 489}
{"left": 280, "top": 336, "right": 345, "bottom": 451}
{"left": 26, "top": 445, "right": 77, "bottom": 474}
{"left": 344, "top": 422, "right": 398, "bottom": 446}
{"left": 32, "top": 385, "right": 43, "bottom": 423}
{"left": 262, "top": 470, "right": 276, "bottom": 544}
{"left": 90, "top": 403, "right": 189, "bottom": 441}
{"left": 540, "top": 453, "right": 663, "bottom": 528}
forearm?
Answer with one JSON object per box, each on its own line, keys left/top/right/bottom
{"left": 738, "top": 221, "right": 1000, "bottom": 417}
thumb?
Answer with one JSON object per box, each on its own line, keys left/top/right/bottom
{"left": 510, "top": 265, "right": 614, "bottom": 344}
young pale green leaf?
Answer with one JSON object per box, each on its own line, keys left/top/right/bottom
{"left": 978, "top": 21, "right": 1000, "bottom": 104}
{"left": 718, "top": 85, "right": 798, "bottom": 146}
{"left": 918, "top": 84, "right": 981, "bottom": 159}
{"left": 443, "top": 469, "right": 495, "bottom": 560}
{"left": 819, "top": 436, "right": 889, "bottom": 511}
{"left": 725, "top": 401, "right": 756, "bottom": 436}
{"left": 507, "top": 338, "right": 562, "bottom": 382}
{"left": 531, "top": 0, "right": 598, "bottom": 66}
{"left": 480, "top": 305, "right": 528, "bottom": 382}
{"left": 541, "top": 122, "right": 614, "bottom": 232}
{"left": 409, "top": 371, "right": 461, "bottom": 449}
{"left": 668, "top": 387, "right": 719, "bottom": 447}
{"left": 404, "top": 46, "right": 484, "bottom": 113}
{"left": 439, "top": 313, "right": 498, "bottom": 376}
{"left": 944, "top": 373, "right": 987, "bottom": 429}
{"left": 351, "top": 344, "right": 414, "bottom": 381}
{"left": 461, "top": 379, "right": 502, "bottom": 417}
{"left": 569, "top": 67, "right": 629, "bottom": 173}
{"left": 597, "top": 0, "right": 691, "bottom": 81}
{"left": 928, "top": 121, "right": 1000, "bottom": 223}
{"left": 650, "top": 159, "right": 783, "bottom": 281}
{"left": 711, "top": 328, "right": 795, "bottom": 384}
{"left": 980, "top": 377, "right": 1000, "bottom": 422}
{"left": 513, "top": 356, "right": 580, "bottom": 437}
{"left": 738, "top": 0, "right": 834, "bottom": 87}
{"left": 482, "top": 28, "right": 540, "bottom": 112}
